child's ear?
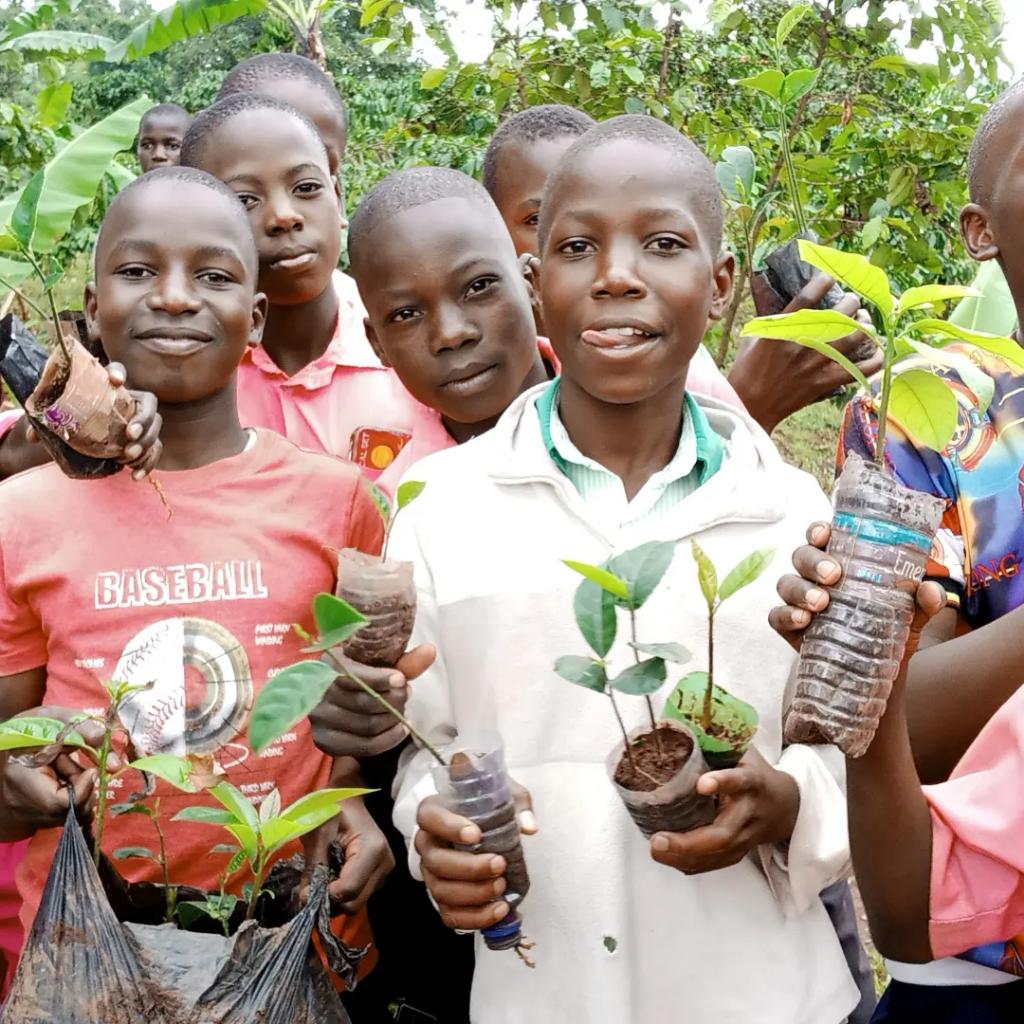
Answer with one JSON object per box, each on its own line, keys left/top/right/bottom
{"left": 364, "top": 316, "right": 390, "bottom": 367}
{"left": 84, "top": 282, "right": 101, "bottom": 343}
{"left": 960, "top": 204, "right": 1000, "bottom": 262}
{"left": 250, "top": 292, "right": 268, "bottom": 345}
{"left": 707, "top": 252, "right": 736, "bottom": 322}
{"left": 521, "top": 253, "right": 542, "bottom": 318}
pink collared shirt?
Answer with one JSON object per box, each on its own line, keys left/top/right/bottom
{"left": 237, "top": 271, "right": 429, "bottom": 487}
{"left": 927, "top": 684, "right": 1024, "bottom": 960}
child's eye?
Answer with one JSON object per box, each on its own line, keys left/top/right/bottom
{"left": 115, "top": 265, "right": 154, "bottom": 279}
{"left": 388, "top": 307, "right": 421, "bottom": 324}
{"left": 648, "top": 236, "right": 685, "bottom": 253}
{"left": 558, "top": 239, "right": 594, "bottom": 256}
{"left": 524, "top": 213, "right": 539, "bottom": 228}
{"left": 295, "top": 181, "right": 324, "bottom": 196}
{"left": 236, "top": 194, "right": 259, "bottom": 211}
{"left": 466, "top": 276, "right": 498, "bottom": 297}
{"left": 199, "top": 270, "right": 235, "bottom": 285}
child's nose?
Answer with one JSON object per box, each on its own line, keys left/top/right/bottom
{"left": 147, "top": 270, "right": 201, "bottom": 313}
{"left": 432, "top": 305, "right": 479, "bottom": 354}
{"left": 266, "top": 199, "right": 303, "bottom": 235}
{"left": 592, "top": 245, "right": 647, "bottom": 300}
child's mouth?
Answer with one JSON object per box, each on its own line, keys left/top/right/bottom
{"left": 270, "top": 251, "right": 317, "bottom": 272}
{"left": 440, "top": 362, "right": 500, "bottom": 394}
{"left": 581, "top": 324, "right": 660, "bottom": 353}
{"left": 134, "top": 329, "right": 211, "bottom": 356}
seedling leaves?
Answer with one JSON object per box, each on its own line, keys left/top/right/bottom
{"left": 886, "top": 370, "right": 959, "bottom": 452}
{"left": 908, "top": 319, "right": 1024, "bottom": 371}
{"left": 776, "top": 3, "right": 812, "bottom": 49}
{"left": 129, "top": 754, "right": 198, "bottom": 793}
{"left": 610, "top": 657, "right": 666, "bottom": 695}
{"left": 172, "top": 806, "right": 237, "bottom": 825}
{"left": 261, "top": 787, "right": 371, "bottom": 854}
{"left": 737, "top": 69, "right": 785, "bottom": 100}
{"left": 718, "top": 548, "right": 776, "bottom": 603}
{"left": 554, "top": 655, "right": 608, "bottom": 692}
{"left": 0, "top": 716, "right": 88, "bottom": 751}
{"left": 249, "top": 659, "right": 336, "bottom": 754}
{"left": 211, "top": 843, "right": 240, "bottom": 855}
{"left": 608, "top": 541, "right": 675, "bottom": 609}
{"left": 210, "top": 782, "right": 260, "bottom": 832}
{"left": 113, "top": 846, "right": 157, "bottom": 861}
{"left": 367, "top": 482, "right": 391, "bottom": 522}
{"left": 629, "top": 641, "right": 691, "bottom": 665}
{"left": 574, "top": 578, "right": 617, "bottom": 658}
{"left": 420, "top": 67, "right": 448, "bottom": 89}
{"left": 397, "top": 479, "right": 426, "bottom": 510}
{"left": 900, "top": 338, "right": 994, "bottom": 414}
{"left": 258, "top": 787, "right": 281, "bottom": 826}
{"left": 9, "top": 169, "right": 43, "bottom": 248}
{"left": 798, "top": 239, "right": 894, "bottom": 318}
{"left": 691, "top": 541, "right": 718, "bottom": 611}
{"left": 716, "top": 145, "right": 755, "bottom": 203}
{"left": 742, "top": 308, "right": 876, "bottom": 345}
{"left": 110, "top": 802, "right": 151, "bottom": 818}
{"left": 563, "top": 560, "right": 630, "bottom": 601}
{"left": 781, "top": 67, "right": 820, "bottom": 106}
{"left": 313, "top": 593, "right": 367, "bottom": 639}
{"left": 897, "top": 284, "right": 978, "bottom": 315}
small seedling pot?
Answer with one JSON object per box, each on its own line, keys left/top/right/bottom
{"left": 786, "top": 452, "right": 945, "bottom": 756}
{"left": 608, "top": 720, "right": 715, "bottom": 838}
{"left": 25, "top": 331, "right": 135, "bottom": 459}
{"left": 431, "top": 732, "right": 530, "bottom": 953}
{"left": 663, "top": 672, "right": 759, "bottom": 770}
{"left": 336, "top": 549, "right": 416, "bottom": 667}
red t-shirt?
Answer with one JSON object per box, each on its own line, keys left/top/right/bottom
{"left": 0, "top": 430, "right": 383, "bottom": 946}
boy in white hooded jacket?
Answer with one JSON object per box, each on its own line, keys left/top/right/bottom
{"left": 319, "top": 115, "right": 859, "bottom": 1023}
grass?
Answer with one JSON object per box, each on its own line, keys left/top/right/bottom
{"left": 773, "top": 394, "right": 847, "bottom": 492}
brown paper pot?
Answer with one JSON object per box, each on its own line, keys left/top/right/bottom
{"left": 336, "top": 549, "right": 416, "bottom": 667}
{"left": 608, "top": 721, "right": 716, "bottom": 838}
{"left": 25, "top": 333, "right": 135, "bottom": 459}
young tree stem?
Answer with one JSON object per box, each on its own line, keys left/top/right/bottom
{"left": 607, "top": 689, "right": 637, "bottom": 773}
{"left": 629, "top": 609, "right": 663, "bottom": 754}
{"left": 702, "top": 607, "right": 716, "bottom": 732}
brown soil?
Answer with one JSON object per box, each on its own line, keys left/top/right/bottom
{"left": 614, "top": 726, "right": 693, "bottom": 793}
{"left": 704, "top": 717, "right": 753, "bottom": 748}
{"left": 32, "top": 350, "right": 69, "bottom": 410}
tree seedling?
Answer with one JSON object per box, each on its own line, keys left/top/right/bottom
{"left": 662, "top": 542, "right": 774, "bottom": 769}
{"left": 369, "top": 479, "right": 425, "bottom": 564}
{"left": 555, "top": 541, "right": 691, "bottom": 783}
{"left": 111, "top": 797, "right": 180, "bottom": 923}
{"left": 249, "top": 589, "right": 448, "bottom": 766}
{"left": 742, "top": 239, "right": 1024, "bottom": 461}
{"left": 173, "top": 781, "right": 369, "bottom": 921}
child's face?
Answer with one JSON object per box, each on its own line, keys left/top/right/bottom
{"left": 86, "top": 181, "right": 266, "bottom": 405}
{"left": 196, "top": 110, "right": 343, "bottom": 308}
{"left": 536, "top": 139, "right": 733, "bottom": 408}
{"left": 491, "top": 135, "right": 577, "bottom": 257}
{"left": 253, "top": 77, "right": 347, "bottom": 183}
{"left": 357, "top": 197, "right": 538, "bottom": 425}
{"left": 137, "top": 113, "right": 190, "bottom": 173}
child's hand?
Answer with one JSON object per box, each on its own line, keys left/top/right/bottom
{"left": 107, "top": 363, "right": 163, "bottom": 479}
{"left": 1, "top": 708, "right": 106, "bottom": 832}
{"left": 768, "top": 521, "right": 840, "bottom": 652}
{"left": 649, "top": 748, "right": 799, "bottom": 875}
{"left": 415, "top": 783, "right": 537, "bottom": 931}
{"left": 301, "top": 795, "right": 395, "bottom": 914}
{"left": 310, "top": 645, "right": 436, "bottom": 758}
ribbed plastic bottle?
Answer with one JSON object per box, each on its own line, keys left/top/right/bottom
{"left": 431, "top": 734, "right": 530, "bottom": 953}
{"left": 785, "top": 453, "right": 945, "bottom": 757}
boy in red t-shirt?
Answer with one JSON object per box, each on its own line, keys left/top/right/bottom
{"left": 0, "top": 167, "right": 398, "bottom": 988}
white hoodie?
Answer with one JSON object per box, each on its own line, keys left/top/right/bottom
{"left": 390, "top": 385, "right": 858, "bottom": 1024}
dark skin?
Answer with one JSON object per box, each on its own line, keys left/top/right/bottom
{"left": 355, "top": 195, "right": 547, "bottom": 442}
{"left": 0, "top": 182, "right": 392, "bottom": 910}
{"left": 770, "top": 532, "right": 947, "bottom": 962}
{"left": 486, "top": 131, "right": 880, "bottom": 433}
{"left": 193, "top": 109, "right": 344, "bottom": 378}
{"left": 410, "top": 139, "right": 802, "bottom": 931}
{"left": 137, "top": 111, "right": 191, "bottom": 173}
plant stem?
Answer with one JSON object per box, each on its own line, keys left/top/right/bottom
{"left": 152, "top": 800, "right": 176, "bottom": 924}
{"left": 778, "top": 103, "right": 809, "bottom": 236}
{"left": 92, "top": 715, "right": 116, "bottom": 870}
{"left": 628, "top": 609, "right": 662, "bottom": 754}
{"left": 14, "top": 243, "right": 70, "bottom": 362}
{"left": 702, "top": 607, "right": 716, "bottom": 732}
{"left": 0, "top": 276, "right": 47, "bottom": 322}
{"left": 606, "top": 690, "right": 637, "bottom": 774}
{"left": 874, "top": 320, "right": 895, "bottom": 464}
{"left": 245, "top": 848, "right": 267, "bottom": 921}
{"left": 324, "top": 651, "right": 447, "bottom": 766}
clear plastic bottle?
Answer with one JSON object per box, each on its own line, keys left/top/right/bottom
{"left": 431, "top": 733, "right": 531, "bottom": 956}
{"left": 785, "top": 453, "right": 944, "bottom": 757}
{"left": 336, "top": 549, "right": 416, "bottom": 667}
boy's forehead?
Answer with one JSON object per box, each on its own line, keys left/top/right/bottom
{"left": 253, "top": 78, "right": 345, "bottom": 143}
{"left": 141, "top": 111, "right": 189, "bottom": 135}
{"left": 205, "top": 109, "right": 330, "bottom": 174}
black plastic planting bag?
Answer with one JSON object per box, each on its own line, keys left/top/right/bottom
{"left": 0, "top": 805, "right": 355, "bottom": 1024}
{"left": 0, "top": 313, "right": 121, "bottom": 480}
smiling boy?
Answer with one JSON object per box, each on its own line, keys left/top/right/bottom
{"left": 136, "top": 103, "right": 191, "bottom": 173}
{"left": 0, "top": 167, "right": 391, "bottom": 986}
{"left": 369, "top": 116, "right": 856, "bottom": 1023}
{"left": 181, "top": 95, "right": 426, "bottom": 487}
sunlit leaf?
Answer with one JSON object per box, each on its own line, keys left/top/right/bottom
{"left": 737, "top": 69, "right": 785, "bottom": 99}
{"left": 716, "top": 145, "right": 755, "bottom": 203}
{"left": 949, "top": 262, "right": 1015, "bottom": 337}
{"left": 798, "top": 239, "right": 894, "bottom": 318}
{"left": 249, "top": 659, "right": 336, "bottom": 753}
{"left": 0, "top": 716, "right": 88, "bottom": 751}
{"left": 258, "top": 787, "right": 281, "bottom": 826}
{"left": 8, "top": 170, "right": 43, "bottom": 249}
{"left": 691, "top": 541, "right": 718, "bottom": 611}
{"left": 898, "top": 337, "right": 994, "bottom": 414}
{"left": 420, "top": 67, "right": 448, "bottom": 89}
{"left": 562, "top": 560, "right": 630, "bottom": 601}
{"left": 397, "top": 479, "right": 426, "bottom": 510}
{"left": 554, "top": 655, "right": 608, "bottom": 693}
{"left": 0, "top": 29, "right": 114, "bottom": 59}
{"left": 908, "top": 319, "right": 1024, "bottom": 371}
{"left": 608, "top": 541, "right": 676, "bottom": 609}
{"left": 209, "top": 782, "right": 259, "bottom": 832}
{"left": 776, "top": 3, "right": 812, "bottom": 49}
{"left": 781, "top": 67, "right": 820, "bottom": 106}
{"left": 897, "top": 284, "right": 978, "bottom": 314}
{"left": 129, "top": 754, "right": 198, "bottom": 793}
{"left": 717, "top": 548, "right": 776, "bottom": 602}
{"left": 172, "top": 806, "right": 237, "bottom": 825}
{"left": 885, "top": 370, "right": 959, "bottom": 452}
{"left": 36, "top": 81, "right": 72, "bottom": 128}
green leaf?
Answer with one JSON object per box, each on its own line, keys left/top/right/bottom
{"left": 113, "top": 846, "right": 157, "bottom": 861}
{"left": 9, "top": 170, "right": 43, "bottom": 249}
{"left": 176, "top": 901, "right": 212, "bottom": 928}
{"left": 908, "top": 319, "right": 1024, "bottom": 372}
{"left": 797, "top": 239, "right": 894, "bottom": 319}
{"left": 261, "top": 786, "right": 370, "bottom": 855}
{"left": 0, "top": 30, "right": 114, "bottom": 59}
{"left": 249, "top": 659, "right": 336, "bottom": 753}
{"left": 628, "top": 641, "right": 691, "bottom": 665}
{"left": 360, "top": 0, "right": 392, "bottom": 27}
{"left": 776, "top": 3, "right": 812, "bottom": 49}
{"left": 420, "top": 67, "right": 448, "bottom": 90}
{"left": 367, "top": 482, "right": 391, "bottom": 523}
{"left": 781, "top": 67, "right": 820, "bottom": 106}
{"left": 397, "top": 479, "right": 426, "bottom": 510}
{"left": 0, "top": 97, "right": 149, "bottom": 256}
{"left": 562, "top": 560, "right": 630, "bottom": 601}
{"left": 0, "top": 255, "right": 32, "bottom": 300}
{"left": 716, "top": 145, "right": 756, "bottom": 203}
{"left": 313, "top": 593, "right": 367, "bottom": 637}
{"left": 0, "top": 716, "right": 88, "bottom": 751}
{"left": 554, "top": 656, "right": 608, "bottom": 693}
{"left": 949, "top": 263, "right": 1016, "bottom": 337}
{"left": 109, "top": 802, "right": 152, "bottom": 818}
{"left": 258, "top": 787, "right": 281, "bottom": 826}
{"left": 742, "top": 307, "right": 876, "bottom": 344}
{"left": 609, "top": 657, "right": 667, "bottom": 696}
{"left": 886, "top": 370, "right": 959, "bottom": 452}
{"left": 898, "top": 285, "right": 979, "bottom": 315}
{"left": 226, "top": 823, "right": 259, "bottom": 867}
{"left": 737, "top": 69, "right": 785, "bottom": 100}
{"left": 691, "top": 540, "right": 718, "bottom": 611}
{"left": 574, "top": 578, "right": 617, "bottom": 659}
{"left": 899, "top": 338, "right": 994, "bottom": 414}
{"left": 209, "top": 782, "right": 259, "bottom": 833}
{"left": 171, "top": 806, "right": 238, "bottom": 825}
{"left": 226, "top": 849, "right": 246, "bottom": 874}
{"left": 607, "top": 541, "right": 676, "bottom": 609}
{"left": 36, "top": 81, "right": 72, "bottom": 128}
{"left": 210, "top": 843, "right": 240, "bottom": 855}
{"left": 129, "top": 754, "right": 198, "bottom": 793}
{"left": 104, "top": 0, "right": 265, "bottom": 62}
{"left": 717, "top": 548, "right": 776, "bottom": 602}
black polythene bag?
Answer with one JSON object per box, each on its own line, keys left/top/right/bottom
{"left": 0, "top": 313, "right": 122, "bottom": 480}
{"left": 0, "top": 804, "right": 354, "bottom": 1024}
